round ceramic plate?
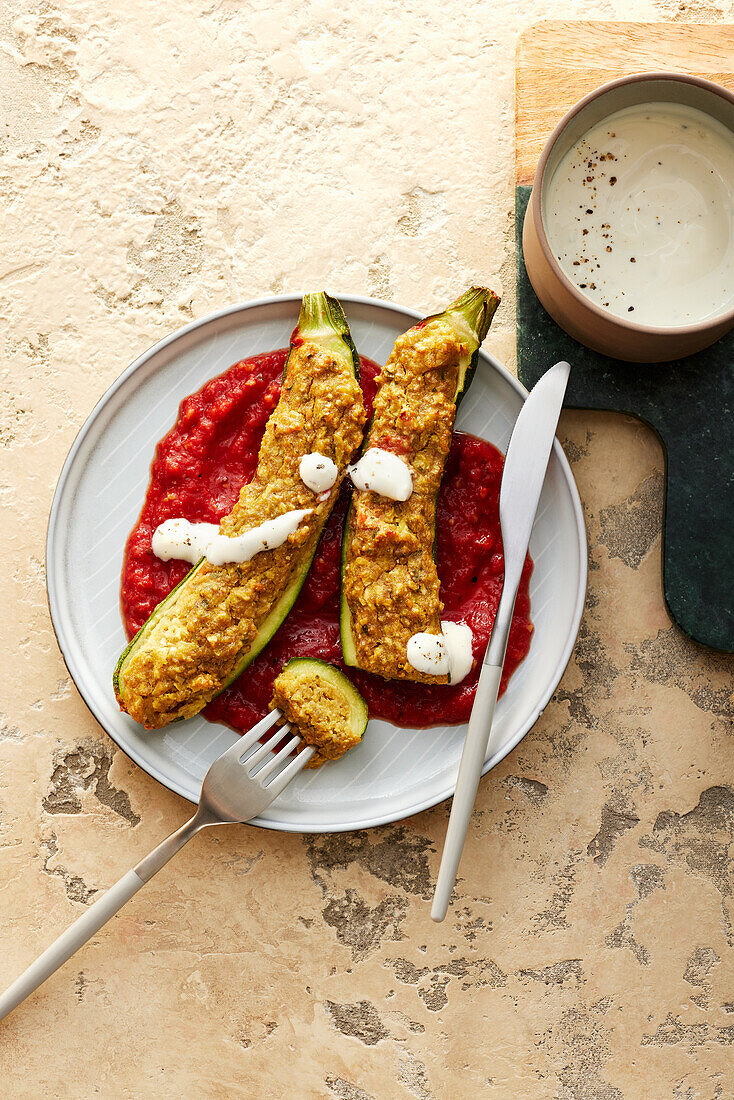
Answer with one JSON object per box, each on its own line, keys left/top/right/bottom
{"left": 47, "top": 295, "right": 587, "bottom": 832}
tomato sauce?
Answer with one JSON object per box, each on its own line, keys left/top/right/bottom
{"left": 121, "top": 349, "right": 533, "bottom": 731}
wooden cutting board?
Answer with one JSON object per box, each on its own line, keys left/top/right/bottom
{"left": 516, "top": 21, "right": 734, "bottom": 185}
{"left": 515, "top": 21, "right": 734, "bottom": 653}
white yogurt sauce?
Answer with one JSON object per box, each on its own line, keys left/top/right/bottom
{"left": 406, "top": 621, "right": 474, "bottom": 684}
{"left": 545, "top": 102, "right": 734, "bottom": 326}
{"left": 299, "top": 452, "right": 338, "bottom": 493}
{"left": 205, "top": 509, "right": 312, "bottom": 565}
{"left": 152, "top": 509, "right": 311, "bottom": 567}
{"left": 349, "top": 448, "right": 413, "bottom": 501}
{"left": 407, "top": 632, "right": 449, "bottom": 676}
{"left": 151, "top": 519, "right": 220, "bottom": 564}
{"left": 441, "top": 621, "right": 474, "bottom": 683}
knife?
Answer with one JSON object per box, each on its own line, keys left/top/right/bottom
{"left": 431, "top": 360, "right": 571, "bottom": 922}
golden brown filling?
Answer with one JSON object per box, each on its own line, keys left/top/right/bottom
{"left": 270, "top": 670, "right": 361, "bottom": 768}
{"left": 117, "top": 342, "right": 366, "bottom": 728}
{"left": 343, "top": 318, "right": 467, "bottom": 683}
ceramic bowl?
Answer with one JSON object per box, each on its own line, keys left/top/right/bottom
{"left": 522, "top": 72, "right": 734, "bottom": 363}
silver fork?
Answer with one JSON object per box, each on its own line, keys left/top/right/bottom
{"left": 0, "top": 710, "right": 312, "bottom": 1021}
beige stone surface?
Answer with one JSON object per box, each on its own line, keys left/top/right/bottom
{"left": 1, "top": 2, "right": 733, "bottom": 1097}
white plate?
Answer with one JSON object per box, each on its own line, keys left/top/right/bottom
{"left": 46, "top": 295, "right": 587, "bottom": 833}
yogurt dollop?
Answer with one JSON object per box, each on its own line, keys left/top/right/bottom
{"left": 348, "top": 448, "right": 413, "bottom": 502}
{"left": 299, "top": 452, "right": 338, "bottom": 494}
{"left": 441, "top": 621, "right": 474, "bottom": 684}
{"left": 152, "top": 509, "right": 312, "bottom": 567}
{"left": 151, "top": 519, "right": 220, "bottom": 564}
{"left": 406, "top": 632, "right": 449, "bottom": 677}
{"left": 406, "top": 621, "right": 474, "bottom": 684}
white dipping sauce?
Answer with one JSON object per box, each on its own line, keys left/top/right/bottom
{"left": 152, "top": 510, "right": 311, "bottom": 567}
{"left": 300, "top": 452, "right": 338, "bottom": 494}
{"left": 349, "top": 448, "right": 413, "bottom": 501}
{"left": 545, "top": 102, "right": 734, "bottom": 326}
{"left": 406, "top": 622, "right": 474, "bottom": 684}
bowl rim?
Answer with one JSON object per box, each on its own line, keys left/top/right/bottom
{"left": 531, "top": 71, "right": 734, "bottom": 338}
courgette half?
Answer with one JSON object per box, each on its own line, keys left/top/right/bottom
{"left": 114, "top": 292, "right": 362, "bottom": 723}
{"left": 429, "top": 286, "right": 500, "bottom": 405}
{"left": 340, "top": 287, "right": 499, "bottom": 670}
{"left": 271, "top": 658, "right": 368, "bottom": 766}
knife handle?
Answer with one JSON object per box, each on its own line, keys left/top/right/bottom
{"left": 431, "top": 662, "right": 503, "bottom": 922}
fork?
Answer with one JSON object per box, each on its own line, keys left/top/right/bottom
{"left": 0, "top": 710, "right": 312, "bottom": 1021}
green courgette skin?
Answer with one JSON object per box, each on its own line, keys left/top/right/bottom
{"left": 276, "top": 657, "right": 368, "bottom": 739}
{"left": 339, "top": 287, "right": 500, "bottom": 668}
{"left": 339, "top": 500, "right": 358, "bottom": 665}
{"left": 115, "top": 292, "right": 361, "bottom": 716}
{"left": 113, "top": 558, "right": 205, "bottom": 702}
{"left": 433, "top": 286, "right": 500, "bottom": 406}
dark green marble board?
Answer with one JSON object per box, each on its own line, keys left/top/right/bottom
{"left": 516, "top": 185, "right": 733, "bottom": 653}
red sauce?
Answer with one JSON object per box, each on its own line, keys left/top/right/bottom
{"left": 121, "top": 349, "right": 533, "bottom": 731}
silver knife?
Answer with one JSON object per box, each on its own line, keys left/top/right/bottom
{"left": 431, "top": 360, "right": 571, "bottom": 921}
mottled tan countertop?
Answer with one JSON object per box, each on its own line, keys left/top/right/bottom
{"left": 2, "top": 2, "right": 733, "bottom": 1097}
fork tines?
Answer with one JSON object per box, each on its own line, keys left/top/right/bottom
{"left": 238, "top": 708, "right": 315, "bottom": 790}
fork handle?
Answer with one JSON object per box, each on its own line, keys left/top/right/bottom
{"left": 0, "top": 812, "right": 203, "bottom": 1021}
{"left": 0, "top": 869, "right": 145, "bottom": 1021}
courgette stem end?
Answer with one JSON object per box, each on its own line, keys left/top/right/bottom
{"left": 296, "top": 291, "right": 361, "bottom": 379}
{"left": 444, "top": 286, "right": 501, "bottom": 348}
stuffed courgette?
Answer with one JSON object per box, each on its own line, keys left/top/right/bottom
{"left": 115, "top": 293, "right": 366, "bottom": 728}
{"left": 340, "top": 287, "right": 499, "bottom": 682}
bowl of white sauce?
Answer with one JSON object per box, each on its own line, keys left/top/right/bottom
{"left": 522, "top": 73, "right": 734, "bottom": 362}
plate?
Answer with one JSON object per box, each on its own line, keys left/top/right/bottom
{"left": 46, "top": 295, "right": 587, "bottom": 832}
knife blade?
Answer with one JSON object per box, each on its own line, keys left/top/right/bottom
{"left": 431, "top": 360, "right": 570, "bottom": 921}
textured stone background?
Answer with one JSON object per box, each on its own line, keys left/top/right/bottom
{"left": 1, "top": 1, "right": 733, "bottom": 1097}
